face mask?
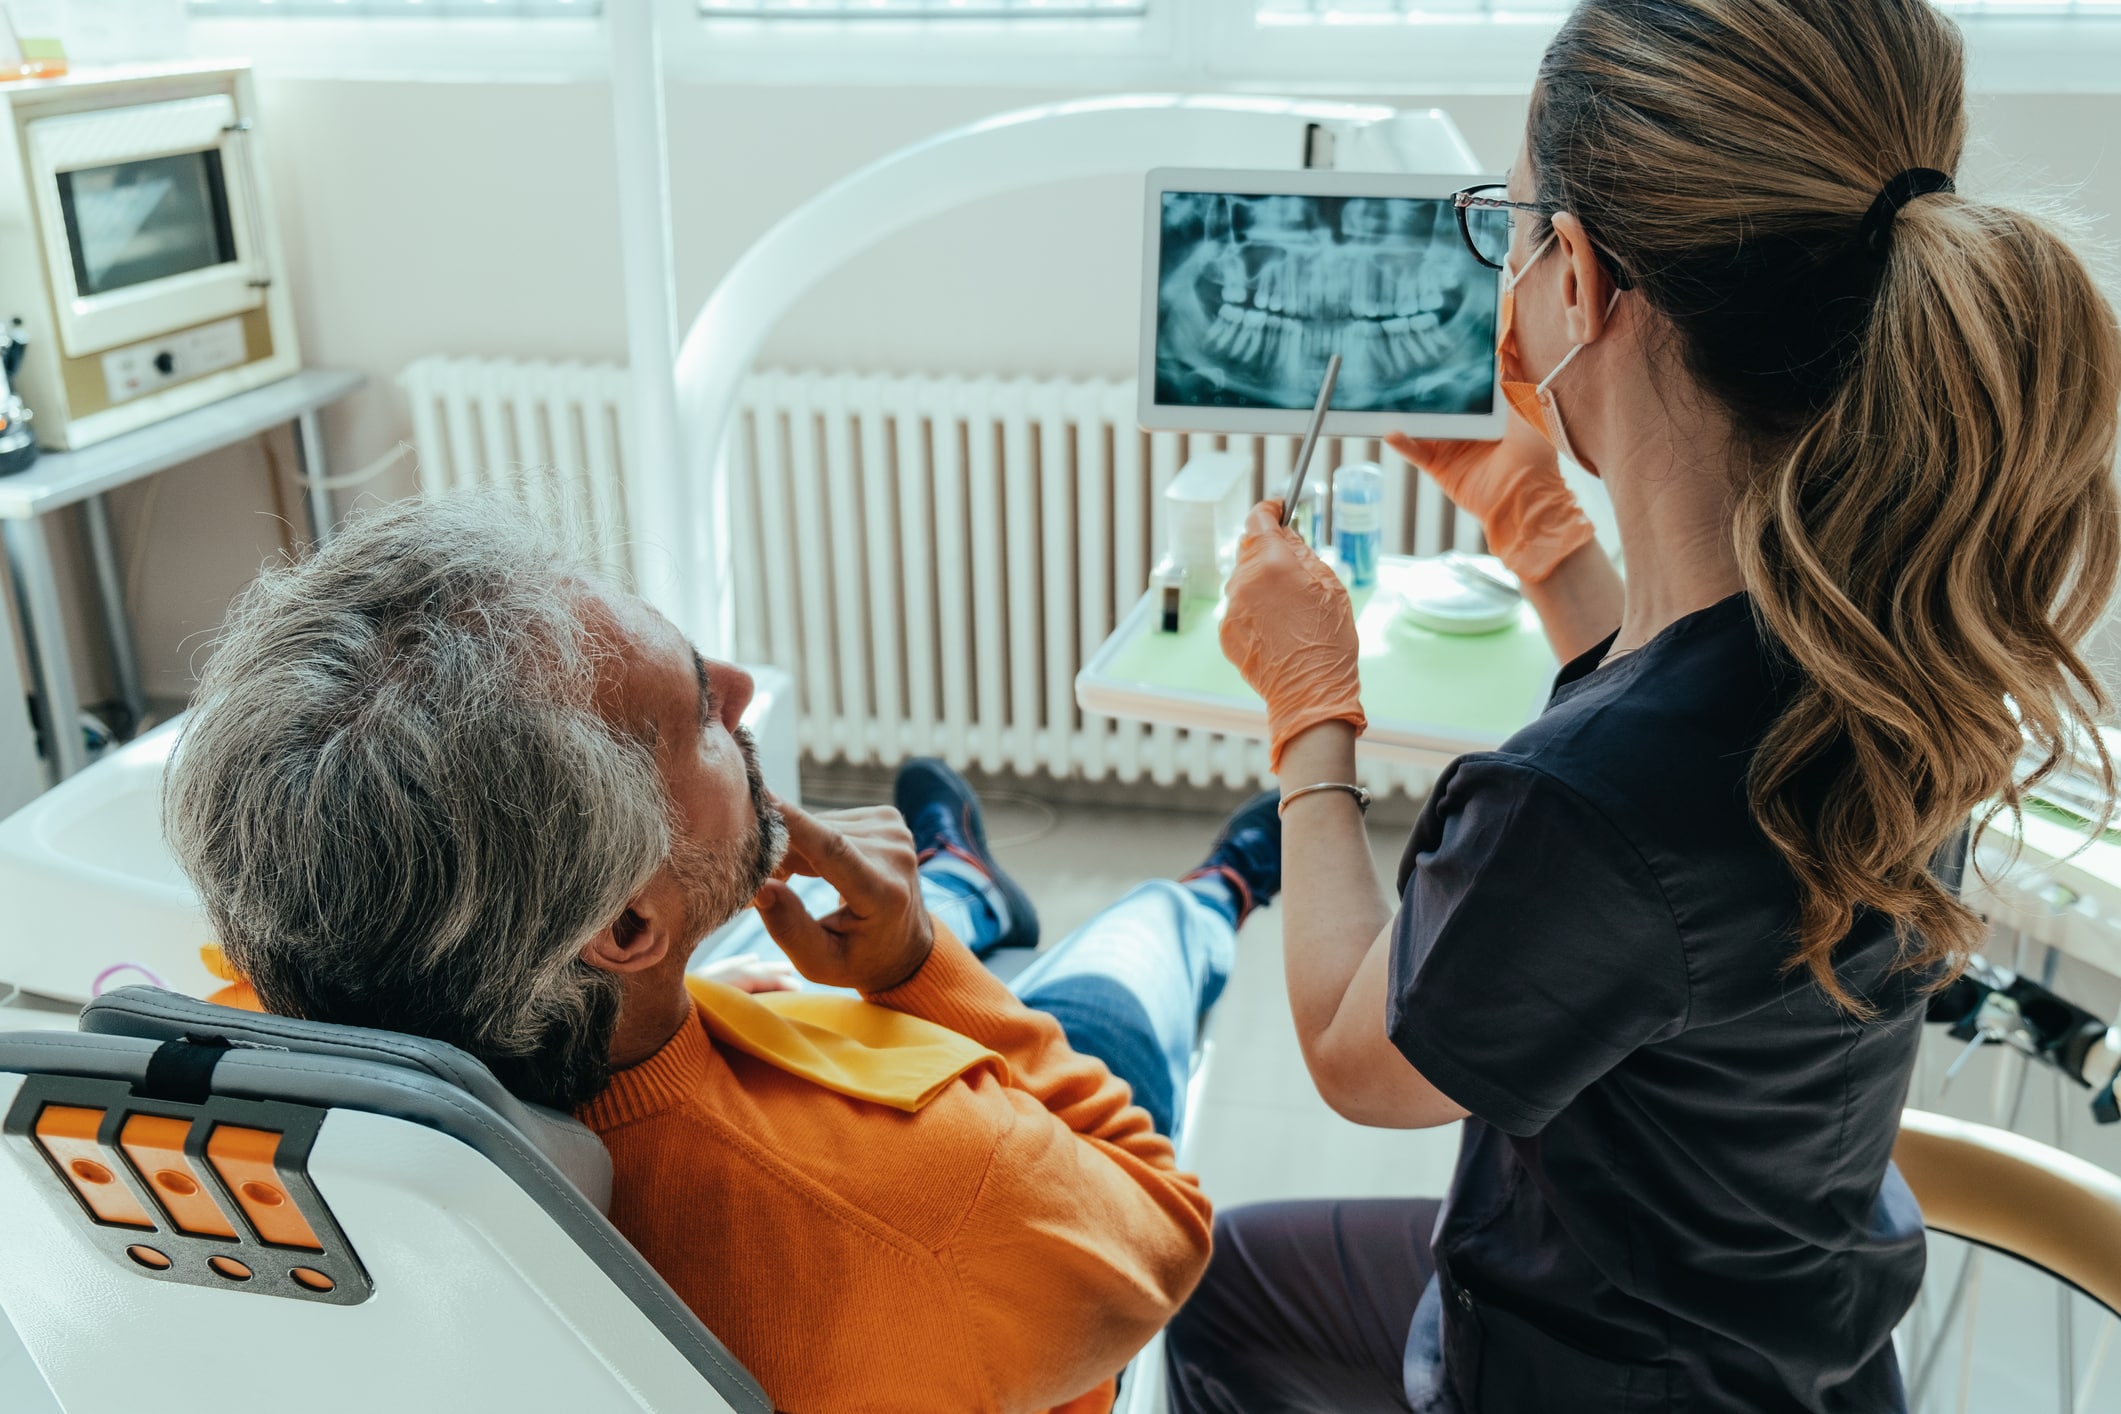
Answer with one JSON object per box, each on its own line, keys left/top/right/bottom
{"left": 1495, "top": 234, "right": 1619, "bottom": 474}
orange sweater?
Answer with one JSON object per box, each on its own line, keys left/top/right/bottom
{"left": 576, "top": 930, "right": 1213, "bottom": 1413}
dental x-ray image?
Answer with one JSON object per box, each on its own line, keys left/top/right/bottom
{"left": 1154, "top": 191, "right": 1498, "bottom": 415}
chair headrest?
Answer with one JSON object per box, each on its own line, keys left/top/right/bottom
{"left": 78, "top": 987, "right": 612, "bottom": 1212}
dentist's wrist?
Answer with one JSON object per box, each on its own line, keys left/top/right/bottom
{"left": 1275, "top": 721, "right": 1359, "bottom": 786}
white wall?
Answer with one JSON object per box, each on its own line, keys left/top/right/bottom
{"left": 21, "top": 79, "right": 2121, "bottom": 701}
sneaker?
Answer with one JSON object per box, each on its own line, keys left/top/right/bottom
{"left": 1181, "top": 789, "right": 1283, "bottom": 926}
{"left": 894, "top": 758, "right": 1040, "bottom": 952}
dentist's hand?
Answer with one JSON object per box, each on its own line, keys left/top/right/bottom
{"left": 753, "top": 799, "right": 935, "bottom": 994}
{"left": 1385, "top": 412, "right": 1594, "bottom": 584}
{"left": 1220, "top": 500, "right": 1367, "bottom": 772}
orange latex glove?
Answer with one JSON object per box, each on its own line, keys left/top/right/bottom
{"left": 1219, "top": 500, "right": 1367, "bottom": 772}
{"left": 1385, "top": 411, "right": 1595, "bottom": 584}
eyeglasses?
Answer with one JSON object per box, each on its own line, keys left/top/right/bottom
{"left": 1452, "top": 182, "right": 1637, "bottom": 290}
{"left": 1452, "top": 183, "right": 1552, "bottom": 272}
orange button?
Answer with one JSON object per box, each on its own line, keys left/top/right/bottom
{"left": 34, "top": 1106, "right": 154, "bottom": 1230}
{"left": 204, "top": 1125, "right": 320, "bottom": 1250}
{"left": 118, "top": 1114, "right": 236, "bottom": 1239}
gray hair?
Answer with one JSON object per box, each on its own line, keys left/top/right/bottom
{"left": 164, "top": 495, "right": 667, "bottom": 1108}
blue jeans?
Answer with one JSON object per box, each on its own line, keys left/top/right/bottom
{"left": 693, "top": 868, "right": 1235, "bottom": 1140}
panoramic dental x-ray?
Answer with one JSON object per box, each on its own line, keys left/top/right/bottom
{"left": 1154, "top": 191, "right": 1498, "bottom": 415}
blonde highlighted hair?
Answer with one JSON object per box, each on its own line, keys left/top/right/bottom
{"left": 1533, "top": 0, "right": 2121, "bottom": 1010}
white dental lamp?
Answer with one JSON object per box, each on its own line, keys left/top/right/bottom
{"left": 669, "top": 96, "right": 1481, "bottom": 659}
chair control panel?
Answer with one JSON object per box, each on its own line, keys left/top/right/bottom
{"left": 4, "top": 1073, "right": 370, "bottom": 1304}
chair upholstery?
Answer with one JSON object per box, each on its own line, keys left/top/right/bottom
{"left": 1897, "top": 1106, "right": 2121, "bottom": 1314}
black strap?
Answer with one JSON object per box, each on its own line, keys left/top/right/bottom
{"left": 1861, "top": 167, "right": 1956, "bottom": 257}
{"left": 139, "top": 1036, "right": 232, "bottom": 1106}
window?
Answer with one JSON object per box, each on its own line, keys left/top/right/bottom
{"left": 698, "top": 0, "right": 1144, "bottom": 17}
{"left": 186, "top": 1, "right": 600, "bottom": 15}
{"left": 1257, "top": 0, "right": 1566, "bottom": 21}
{"left": 1936, "top": 1, "right": 2121, "bottom": 12}
{"left": 1255, "top": 0, "right": 2121, "bottom": 19}
{"left": 179, "top": 0, "right": 2121, "bottom": 85}
{"left": 1225, "top": 0, "right": 2121, "bottom": 89}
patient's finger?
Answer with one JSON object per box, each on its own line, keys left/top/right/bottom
{"left": 809, "top": 805, "right": 900, "bottom": 828}
{"left": 770, "top": 797, "right": 887, "bottom": 907}
{"left": 767, "top": 797, "right": 842, "bottom": 880}
{"left": 752, "top": 879, "right": 836, "bottom": 967}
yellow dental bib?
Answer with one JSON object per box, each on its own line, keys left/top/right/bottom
{"left": 683, "top": 974, "right": 1002, "bottom": 1113}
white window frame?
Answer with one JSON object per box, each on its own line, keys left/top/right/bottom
{"left": 183, "top": 0, "right": 2121, "bottom": 90}
{"left": 186, "top": 0, "right": 1178, "bottom": 85}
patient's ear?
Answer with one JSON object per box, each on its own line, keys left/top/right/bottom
{"left": 580, "top": 879, "right": 681, "bottom": 974}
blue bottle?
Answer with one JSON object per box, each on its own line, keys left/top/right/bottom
{"left": 1333, "top": 461, "right": 1383, "bottom": 590}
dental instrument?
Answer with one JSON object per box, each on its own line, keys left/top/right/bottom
{"left": 1279, "top": 354, "right": 1341, "bottom": 529}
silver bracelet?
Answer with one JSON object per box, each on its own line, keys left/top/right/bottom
{"left": 1278, "top": 781, "right": 1372, "bottom": 817}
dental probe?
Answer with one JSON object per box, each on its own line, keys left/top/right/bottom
{"left": 1280, "top": 354, "right": 1341, "bottom": 529}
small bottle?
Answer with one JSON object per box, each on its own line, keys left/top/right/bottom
{"left": 1333, "top": 461, "right": 1383, "bottom": 590}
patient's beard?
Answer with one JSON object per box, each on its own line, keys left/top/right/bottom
{"left": 668, "top": 725, "right": 788, "bottom": 946}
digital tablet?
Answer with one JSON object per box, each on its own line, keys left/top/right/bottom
{"left": 1139, "top": 168, "right": 1509, "bottom": 440}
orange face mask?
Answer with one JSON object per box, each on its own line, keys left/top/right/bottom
{"left": 1495, "top": 235, "right": 1618, "bottom": 475}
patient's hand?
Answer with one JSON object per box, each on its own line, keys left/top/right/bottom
{"left": 753, "top": 798, "right": 936, "bottom": 994}
{"left": 695, "top": 954, "right": 802, "bottom": 994}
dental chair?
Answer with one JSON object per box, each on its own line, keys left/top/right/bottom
{"left": 0, "top": 986, "right": 770, "bottom": 1414}
{"left": 1897, "top": 1107, "right": 2121, "bottom": 1314}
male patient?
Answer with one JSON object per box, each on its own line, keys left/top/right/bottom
{"left": 162, "top": 496, "right": 1285, "bottom": 1414}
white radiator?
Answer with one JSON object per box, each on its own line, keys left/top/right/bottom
{"left": 400, "top": 357, "right": 1472, "bottom": 797}
{"left": 400, "top": 357, "right": 642, "bottom": 587}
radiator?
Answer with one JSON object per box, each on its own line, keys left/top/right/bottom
{"left": 400, "top": 357, "right": 1475, "bottom": 797}
{"left": 400, "top": 356, "right": 642, "bottom": 587}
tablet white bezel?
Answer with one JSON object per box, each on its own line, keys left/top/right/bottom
{"left": 1138, "top": 167, "right": 1508, "bottom": 441}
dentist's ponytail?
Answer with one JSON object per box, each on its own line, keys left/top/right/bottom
{"left": 1533, "top": 0, "right": 2121, "bottom": 1012}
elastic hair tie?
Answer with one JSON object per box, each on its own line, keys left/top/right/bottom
{"left": 91, "top": 961, "right": 169, "bottom": 996}
{"left": 1861, "top": 168, "right": 1956, "bottom": 257}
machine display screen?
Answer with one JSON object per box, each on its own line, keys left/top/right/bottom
{"left": 57, "top": 151, "right": 237, "bottom": 298}
{"left": 1152, "top": 190, "right": 1500, "bottom": 417}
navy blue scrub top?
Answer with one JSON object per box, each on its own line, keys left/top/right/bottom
{"left": 1390, "top": 592, "right": 1928, "bottom": 1414}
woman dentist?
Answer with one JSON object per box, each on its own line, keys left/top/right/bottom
{"left": 1165, "top": 1, "right": 2121, "bottom": 1410}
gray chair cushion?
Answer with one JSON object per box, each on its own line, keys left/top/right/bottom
{"left": 78, "top": 987, "right": 612, "bottom": 1213}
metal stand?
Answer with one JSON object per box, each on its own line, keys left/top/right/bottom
{"left": 80, "top": 493, "right": 145, "bottom": 736}
{"left": 293, "top": 409, "right": 334, "bottom": 546}
{"left": 1, "top": 515, "right": 86, "bottom": 778}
